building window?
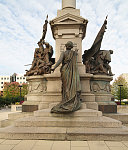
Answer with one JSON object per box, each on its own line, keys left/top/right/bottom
{"left": 20, "top": 82, "right": 22, "bottom": 84}
{"left": 1, "top": 78, "right": 3, "bottom": 80}
{"left": 1, "top": 86, "right": 3, "bottom": 88}
{"left": 20, "top": 77, "right": 22, "bottom": 79}
{"left": 17, "top": 77, "right": 19, "bottom": 80}
{"left": 4, "top": 78, "right": 6, "bottom": 80}
{"left": 1, "top": 82, "right": 3, "bottom": 84}
{"left": 7, "top": 78, "right": 9, "bottom": 80}
{"left": 23, "top": 77, "right": 25, "bottom": 79}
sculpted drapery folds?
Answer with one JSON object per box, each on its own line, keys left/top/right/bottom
{"left": 51, "top": 41, "right": 81, "bottom": 113}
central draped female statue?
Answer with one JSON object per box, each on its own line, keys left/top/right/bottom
{"left": 51, "top": 41, "right": 81, "bottom": 113}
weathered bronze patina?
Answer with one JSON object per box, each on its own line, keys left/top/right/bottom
{"left": 41, "top": 15, "right": 48, "bottom": 40}
{"left": 85, "top": 50, "right": 114, "bottom": 76}
{"left": 82, "top": 16, "right": 114, "bottom": 76}
{"left": 25, "top": 40, "right": 53, "bottom": 76}
{"left": 51, "top": 41, "right": 81, "bottom": 113}
{"left": 25, "top": 15, "right": 54, "bottom": 76}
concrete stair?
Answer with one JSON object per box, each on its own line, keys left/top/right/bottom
{"left": 14, "top": 108, "right": 122, "bottom": 128}
{"left": 15, "top": 116, "right": 122, "bottom": 128}
{"left": 104, "top": 113, "right": 128, "bottom": 124}
{"left": 0, "top": 107, "right": 128, "bottom": 140}
{"left": 0, "top": 126, "right": 128, "bottom": 140}
{"left": 34, "top": 108, "right": 102, "bottom": 117}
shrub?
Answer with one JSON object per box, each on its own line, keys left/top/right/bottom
{"left": 0, "top": 96, "right": 24, "bottom": 108}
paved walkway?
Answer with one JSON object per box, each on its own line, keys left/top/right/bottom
{"left": 0, "top": 140, "right": 128, "bottom": 150}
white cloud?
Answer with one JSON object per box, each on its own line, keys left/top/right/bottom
{"left": 0, "top": 0, "right": 128, "bottom": 80}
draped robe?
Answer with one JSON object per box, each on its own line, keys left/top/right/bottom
{"left": 51, "top": 50, "right": 81, "bottom": 113}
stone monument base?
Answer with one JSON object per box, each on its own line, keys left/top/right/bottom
{"left": 0, "top": 103, "right": 128, "bottom": 140}
{"left": 22, "top": 74, "right": 98, "bottom": 112}
{"left": 98, "top": 102, "right": 117, "bottom": 113}
{"left": 90, "top": 75, "right": 117, "bottom": 113}
{"left": 22, "top": 74, "right": 117, "bottom": 113}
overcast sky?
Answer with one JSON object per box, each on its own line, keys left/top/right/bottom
{"left": 0, "top": 0, "right": 128, "bottom": 80}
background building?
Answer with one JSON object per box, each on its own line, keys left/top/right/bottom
{"left": 0, "top": 76, "right": 10, "bottom": 91}
{"left": 10, "top": 73, "right": 26, "bottom": 84}
{"left": 0, "top": 73, "right": 27, "bottom": 95}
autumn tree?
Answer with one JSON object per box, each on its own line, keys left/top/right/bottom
{"left": 3, "top": 82, "right": 28, "bottom": 98}
{"left": 111, "top": 76, "right": 128, "bottom": 100}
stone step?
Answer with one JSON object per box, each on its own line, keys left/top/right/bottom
{"left": 15, "top": 116, "right": 122, "bottom": 128}
{"left": 0, "top": 119, "right": 12, "bottom": 128}
{"left": 104, "top": 113, "right": 128, "bottom": 124}
{"left": 0, "top": 126, "right": 128, "bottom": 140}
{"left": 8, "top": 112, "right": 33, "bottom": 120}
{"left": 34, "top": 108, "right": 102, "bottom": 117}
{"left": 0, "top": 112, "right": 33, "bottom": 128}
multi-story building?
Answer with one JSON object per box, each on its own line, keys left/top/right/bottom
{"left": 0, "top": 76, "right": 10, "bottom": 91}
{"left": 15, "top": 74, "right": 26, "bottom": 84}
{"left": 10, "top": 73, "right": 26, "bottom": 84}
{"left": 0, "top": 73, "right": 27, "bottom": 95}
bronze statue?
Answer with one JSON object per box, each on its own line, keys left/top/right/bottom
{"left": 84, "top": 50, "right": 114, "bottom": 76}
{"left": 101, "top": 50, "right": 114, "bottom": 76}
{"left": 41, "top": 15, "right": 48, "bottom": 41}
{"left": 82, "top": 16, "right": 114, "bottom": 76}
{"left": 51, "top": 41, "right": 81, "bottom": 113}
{"left": 43, "top": 41, "right": 53, "bottom": 66}
{"left": 25, "top": 40, "right": 54, "bottom": 76}
{"left": 25, "top": 15, "right": 55, "bottom": 76}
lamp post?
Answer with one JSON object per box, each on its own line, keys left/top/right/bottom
{"left": 118, "top": 84, "right": 123, "bottom": 105}
{"left": 18, "top": 85, "right": 22, "bottom": 101}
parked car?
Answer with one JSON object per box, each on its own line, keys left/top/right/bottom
{"left": 114, "top": 99, "right": 128, "bottom": 105}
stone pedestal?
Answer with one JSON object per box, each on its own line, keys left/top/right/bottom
{"left": 80, "top": 74, "right": 98, "bottom": 110}
{"left": 90, "top": 75, "right": 117, "bottom": 113}
{"left": 22, "top": 73, "right": 98, "bottom": 112}
{"left": 22, "top": 74, "right": 61, "bottom": 112}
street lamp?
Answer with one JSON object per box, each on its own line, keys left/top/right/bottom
{"left": 118, "top": 84, "right": 123, "bottom": 105}
{"left": 18, "top": 85, "right": 22, "bottom": 100}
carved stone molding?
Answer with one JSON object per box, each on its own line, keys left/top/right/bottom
{"left": 28, "top": 78, "right": 47, "bottom": 94}
{"left": 50, "top": 13, "right": 88, "bottom": 40}
{"left": 91, "top": 81, "right": 111, "bottom": 93}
